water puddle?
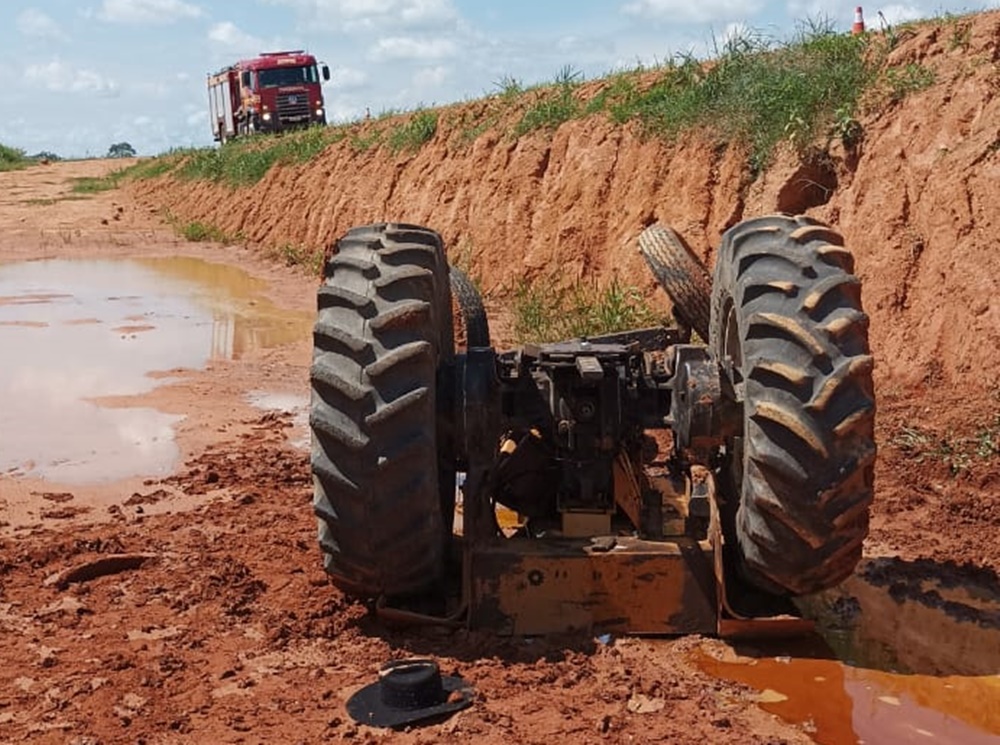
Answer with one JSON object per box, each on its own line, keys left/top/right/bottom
{"left": 0, "top": 257, "right": 311, "bottom": 484}
{"left": 247, "top": 390, "right": 309, "bottom": 450}
{"left": 697, "top": 558, "right": 1000, "bottom": 744}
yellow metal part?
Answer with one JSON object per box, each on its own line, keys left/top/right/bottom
{"left": 697, "top": 465, "right": 814, "bottom": 638}
{"left": 498, "top": 427, "right": 542, "bottom": 455}
{"left": 469, "top": 535, "right": 717, "bottom": 635}
{"left": 612, "top": 452, "right": 643, "bottom": 528}
{"left": 465, "top": 467, "right": 813, "bottom": 637}
{"left": 648, "top": 472, "right": 691, "bottom": 536}
{"left": 560, "top": 511, "right": 612, "bottom": 537}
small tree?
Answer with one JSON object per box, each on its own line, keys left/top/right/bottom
{"left": 107, "top": 142, "right": 136, "bottom": 158}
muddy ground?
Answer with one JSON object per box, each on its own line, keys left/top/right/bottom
{"left": 0, "top": 161, "right": 823, "bottom": 745}
{"left": 2, "top": 14, "right": 1000, "bottom": 738}
{"left": 0, "top": 159, "right": 997, "bottom": 745}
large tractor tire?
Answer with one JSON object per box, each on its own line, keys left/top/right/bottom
{"left": 639, "top": 223, "right": 712, "bottom": 340}
{"left": 710, "top": 214, "right": 875, "bottom": 596}
{"left": 310, "top": 223, "right": 455, "bottom": 598}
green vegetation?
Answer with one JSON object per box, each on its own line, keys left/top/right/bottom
{"left": 494, "top": 75, "right": 524, "bottom": 102}
{"left": 0, "top": 143, "right": 32, "bottom": 172}
{"left": 514, "top": 66, "right": 583, "bottom": 136}
{"left": 118, "top": 14, "right": 945, "bottom": 189}
{"left": 265, "top": 243, "right": 326, "bottom": 275}
{"left": 160, "top": 210, "right": 323, "bottom": 271}
{"left": 179, "top": 220, "right": 230, "bottom": 243}
{"left": 126, "top": 154, "right": 185, "bottom": 180}
{"left": 387, "top": 110, "right": 438, "bottom": 154}
{"left": 510, "top": 18, "right": 934, "bottom": 169}
{"left": 512, "top": 276, "right": 664, "bottom": 343}
{"left": 160, "top": 210, "right": 238, "bottom": 244}
{"left": 892, "top": 415, "right": 1000, "bottom": 476}
{"left": 884, "top": 63, "right": 936, "bottom": 102}
{"left": 177, "top": 125, "right": 336, "bottom": 187}
{"left": 602, "top": 23, "right": 879, "bottom": 172}
{"left": 348, "top": 128, "right": 383, "bottom": 153}
{"left": 71, "top": 175, "right": 121, "bottom": 194}
{"left": 944, "top": 12, "right": 973, "bottom": 51}
{"left": 68, "top": 153, "right": 186, "bottom": 194}
{"left": 107, "top": 142, "right": 137, "bottom": 158}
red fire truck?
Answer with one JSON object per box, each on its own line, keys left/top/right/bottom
{"left": 208, "top": 51, "right": 330, "bottom": 142}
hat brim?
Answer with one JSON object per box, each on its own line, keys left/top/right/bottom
{"left": 346, "top": 674, "right": 474, "bottom": 729}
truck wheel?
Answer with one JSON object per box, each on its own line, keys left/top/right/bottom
{"left": 710, "top": 214, "right": 875, "bottom": 596}
{"left": 639, "top": 223, "right": 712, "bottom": 340}
{"left": 311, "top": 223, "right": 455, "bottom": 598}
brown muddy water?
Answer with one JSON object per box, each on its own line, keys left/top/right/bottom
{"left": 0, "top": 256, "right": 310, "bottom": 484}
{"left": 698, "top": 558, "right": 1000, "bottom": 744}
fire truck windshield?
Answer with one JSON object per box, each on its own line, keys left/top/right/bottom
{"left": 258, "top": 65, "right": 318, "bottom": 88}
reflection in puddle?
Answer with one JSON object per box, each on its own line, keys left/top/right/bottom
{"left": 698, "top": 558, "right": 1000, "bottom": 744}
{"left": 0, "top": 257, "right": 311, "bottom": 484}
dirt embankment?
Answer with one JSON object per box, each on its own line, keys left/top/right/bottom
{"left": 138, "top": 15, "right": 1000, "bottom": 393}
{"left": 137, "top": 13, "right": 1000, "bottom": 568}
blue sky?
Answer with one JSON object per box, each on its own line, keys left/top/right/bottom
{"left": 1, "top": 0, "right": 995, "bottom": 157}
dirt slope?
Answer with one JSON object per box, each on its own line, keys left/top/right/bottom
{"left": 137, "top": 12, "right": 1000, "bottom": 568}
{"left": 140, "top": 15, "right": 1000, "bottom": 393}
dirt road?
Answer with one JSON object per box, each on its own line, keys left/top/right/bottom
{"left": 1, "top": 160, "right": 998, "bottom": 745}
{"left": 0, "top": 160, "right": 809, "bottom": 745}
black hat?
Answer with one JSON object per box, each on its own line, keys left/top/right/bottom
{"left": 346, "top": 658, "right": 474, "bottom": 729}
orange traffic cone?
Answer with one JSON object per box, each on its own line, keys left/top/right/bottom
{"left": 851, "top": 6, "right": 866, "bottom": 35}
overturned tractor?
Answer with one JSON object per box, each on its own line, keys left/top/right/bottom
{"left": 309, "top": 215, "right": 875, "bottom": 634}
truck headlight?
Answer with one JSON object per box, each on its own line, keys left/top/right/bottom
{"left": 315, "top": 108, "right": 324, "bottom": 117}
{"left": 262, "top": 112, "right": 272, "bottom": 122}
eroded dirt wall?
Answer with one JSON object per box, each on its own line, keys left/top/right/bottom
{"left": 138, "top": 12, "right": 1000, "bottom": 396}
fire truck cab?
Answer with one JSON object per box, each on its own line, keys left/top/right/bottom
{"left": 208, "top": 51, "right": 330, "bottom": 142}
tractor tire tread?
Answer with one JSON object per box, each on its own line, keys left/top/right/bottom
{"left": 311, "top": 223, "right": 453, "bottom": 598}
{"left": 710, "top": 214, "right": 875, "bottom": 595}
{"left": 639, "top": 223, "right": 712, "bottom": 340}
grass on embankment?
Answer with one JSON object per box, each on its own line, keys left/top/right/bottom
{"left": 0, "top": 144, "right": 34, "bottom": 172}
{"left": 1, "top": 14, "right": 954, "bottom": 191}
{"left": 512, "top": 276, "right": 666, "bottom": 343}
{"left": 97, "top": 15, "right": 951, "bottom": 334}
{"left": 133, "top": 16, "right": 942, "bottom": 191}
{"left": 70, "top": 154, "right": 186, "bottom": 194}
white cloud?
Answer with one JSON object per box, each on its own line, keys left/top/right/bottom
{"left": 208, "top": 21, "right": 266, "bottom": 52}
{"left": 370, "top": 36, "right": 457, "bottom": 61}
{"left": 413, "top": 65, "right": 448, "bottom": 88}
{"left": 623, "top": 0, "right": 763, "bottom": 24}
{"left": 875, "top": 4, "right": 927, "bottom": 26}
{"left": 97, "top": 0, "right": 204, "bottom": 24}
{"left": 16, "top": 9, "right": 68, "bottom": 40}
{"left": 785, "top": 0, "right": 841, "bottom": 19}
{"left": 133, "top": 81, "right": 170, "bottom": 97}
{"left": 329, "top": 66, "right": 369, "bottom": 89}
{"left": 23, "top": 59, "right": 120, "bottom": 97}
{"left": 263, "top": 0, "right": 457, "bottom": 31}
